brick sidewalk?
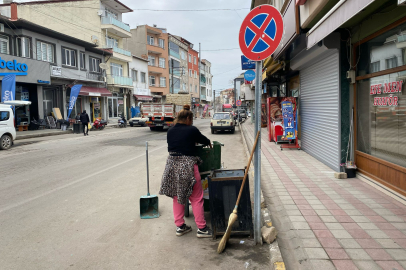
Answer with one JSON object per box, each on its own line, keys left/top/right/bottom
{"left": 242, "top": 122, "right": 406, "bottom": 270}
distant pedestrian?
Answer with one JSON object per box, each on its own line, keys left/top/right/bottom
{"left": 80, "top": 110, "right": 90, "bottom": 136}
{"left": 75, "top": 113, "right": 81, "bottom": 123}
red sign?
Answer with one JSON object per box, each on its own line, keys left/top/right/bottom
{"left": 236, "top": 100, "right": 242, "bottom": 106}
{"left": 239, "top": 5, "right": 283, "bottom": 61}
{"left": 370, "top": 81, "right": 403, "bottom": 107}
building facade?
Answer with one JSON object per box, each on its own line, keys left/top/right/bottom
{"left": 188, "top": 47, "right": 200, "bottom": 103}
{"left": 0, "top": 16, "right": 110, "bottom": 124}
{"left": 127, "top": 25, "right": 169, "bottom": 100}
{"left": 200, "top": 61, "right": 207, "bottom": 105}
{"left": 203, "top": 59, "right": 213, "bottom": 104}
{"left": 168, "top": 35, "right": 189, "bottom": 94}
{"left": 129, "top": 55, "right": 151, "bottom": 107}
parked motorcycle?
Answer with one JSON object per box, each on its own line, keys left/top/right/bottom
{"left": 91, "top": 118, "right": 107, "bottom": 130}
{"left": 118, "top": 116, "right": 127, "bottom": 128}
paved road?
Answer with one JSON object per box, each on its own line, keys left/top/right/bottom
{"left": 0, "top": 119, "right": 269, "bottom": 269}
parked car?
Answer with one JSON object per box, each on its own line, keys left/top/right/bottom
{"left": 129, "top": 113, "right": 148, "bottom": 127}
{"left": 210, "top": 112, "right": 235, "bottom": 134}
{"left": 0, "top": 101, "right": 31, "bottom": 150}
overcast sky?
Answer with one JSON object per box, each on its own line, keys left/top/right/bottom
{"left": 120, "top": 0, "right": 251, "bottom": 92}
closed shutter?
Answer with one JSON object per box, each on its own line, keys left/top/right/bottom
{"left": 300, "top": 51, "right": 340, "bottom": 171}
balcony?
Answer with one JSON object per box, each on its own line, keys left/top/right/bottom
{"left": 200, "top": 94, "right": 206, "bottom": 101}
{"left": 104, "top": 46, "right": 132, "bottom": 62}
{"left": 169, "top": 49, "right": 180, "bottom": 59}
{"left": 169, "top": 68, "right": 182, "bottom": 76}
{"left": 148, "top": 64, "right": 165, "bottom": 74}
{"left": 101, "top": 16, "right": 131, "bottom": 38}
{"left": 86, "top": 72, "right": 104, "bottom": 82}
{"left": 107, "top": 75, "right": 133, "bottom": 88}
{"left": 147, "top": 43, "right": 165, "bottom": 55}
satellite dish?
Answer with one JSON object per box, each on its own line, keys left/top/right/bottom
{"left": 99, "top": 63, "right": 108, "bottom": 70}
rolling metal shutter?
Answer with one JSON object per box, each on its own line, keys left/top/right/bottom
{"left": 300, "top": 51, "right": 340, "bottom": 171}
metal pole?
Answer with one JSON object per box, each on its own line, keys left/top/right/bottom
{"left": 254, "top": 61, "right": 262, "bottom": 245}
{"left": 213, "top": 89, "right": 215, "bottom": 113}
{"left": 146, "top": 141, "right": 150, "bottom": 196}
{"left": 199, "top": 43, "right": 201, "bottom": 104}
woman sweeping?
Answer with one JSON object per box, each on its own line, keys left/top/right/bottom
{"left": 159, "top": 105, "right": 212, "bottom": 238}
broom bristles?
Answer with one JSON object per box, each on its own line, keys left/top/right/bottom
{"left": 217, "top": 209, "right": 238, "bottom": 253}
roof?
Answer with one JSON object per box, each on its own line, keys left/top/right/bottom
{"left": 0, "top": 16, "right": 111, "bottom": 55}
{"left": 132, "top": 55, "right": 149, "bottom": 62}
{"left": 101, "top": 0, "right": 133, "bottom": 13}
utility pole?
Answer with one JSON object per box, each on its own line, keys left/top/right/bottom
{"left": 213, "top": 89, "right": 215, "bottom": 113}
{"left": 254, "top": 61, "right": 262, "bottom": 245}
{"left": 171, "top": 59, "right": 174, "bottom": 94}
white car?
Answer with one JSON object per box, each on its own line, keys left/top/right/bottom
{"left": 210, "top": 112, "right": 235, "bottom": 134}
{"left": 0, "top": 101, "right": 31, "bottom": 150}
{"left": 129, "top": 113, "right": 149, "bottom": 127}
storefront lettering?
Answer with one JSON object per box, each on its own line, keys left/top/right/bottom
{"left": 370, "top": 81, "right": 403, "bottom": 107}
{"left": 0, "top": 57, "right": 28, "bottom": 72}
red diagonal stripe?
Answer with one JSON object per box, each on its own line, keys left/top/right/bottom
{"left": 247, "top": 15, "right": 274, "bottom": 52}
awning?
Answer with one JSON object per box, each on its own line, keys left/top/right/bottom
{"left": 134, "top": 95, "right": 153, "bottom": 101}
{"left": 307, "top": 0, "right": 375, "bottom": 49}
{"left": 78, "top": 86, "right": 112, "bottom": 97}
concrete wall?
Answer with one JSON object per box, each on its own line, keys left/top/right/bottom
{"left": 17, "top": 0, "right": 102, "bottom": 43}
{"left": 126, "top": 26, "right": 148, "bottom": 58}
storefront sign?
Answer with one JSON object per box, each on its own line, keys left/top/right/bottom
{"left": 241, "top": 55, "right": 255, "bottom": 70}
{"left": 134, "top": 88, "right": 151, "bottom": 96}
{"left": 1, "top": 75, "right": 16, "bottom": 102}
{"left": 88, "top": 92, "right": 101, "bottom": 97}
{"left": 370, "top": 81, "right": 403, "bottom": 106}
{"left": 67, "top": 84, "right": 82, "bottom": 119}
{"left": 37, "top": 80, "right": 50, "bottom": 84}
{"left": 51, "top": 66, "right": 62, "bottom": 76}
{"left": 281, "top": 101, "right": 296, "bottom": 140}
{"left": 0, "top": 57, "right": 28, "bottom": 76}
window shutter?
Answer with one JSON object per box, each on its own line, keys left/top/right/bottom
{"left": 89, "top": 57, "right": 93, "bottom": 72}
{"left": 36, "top": 41, "right": 41, "bottom": 60}
{"left": 71, "top": 50, "right": 76, "bottom": 67}
{"left": 47, "top": 44, "right": 53, "bottom": 62}
{"left": 62, "top": 48, "right": 66, "bottom": 65}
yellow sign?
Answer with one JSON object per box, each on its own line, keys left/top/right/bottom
{"left": 262, "top": 70, "right": 267, "bottom": 81}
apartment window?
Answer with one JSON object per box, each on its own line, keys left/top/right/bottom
{"left": 194, "top": 56, "right": 197, "bottom": 64}
{"left": 16, "top": 37, "right": 30, "bottom": 58}
{"left": 386, "top": 57, "right": 398, "bottom": 69}
{"left": 0, "top": 35, "right": 9, "bottom": 54}
{"left": 80, "top": 52, "right": 85, "bottom": 70}
{"left": 106, "top": 36, "right": 118, "bottom": 48}
{"left": 62, "top": 47, "right": 77, "bottom": 67}
{"left": 188, "top": 54, "right": 192, "bottom": 62}
{"left": 159, "top": 57, "right": 165, "bottom": 68}
{"left": 147, "top": 35, "right": 155, "bottom": 46}
{"left": 194, "top": 70, "right": 197, "bottom": 78}
{"left": 36, "top": 41, "right": 54, "bottom": 63}
{"left": 169, "top": 41, "right": 179, "bottom": 54}
{"left": 89, "top": 57, "right": 101, "bottom": 73}
{"left": 370, "top": 61, "right": 380, "bottom": 73}
{"left": 141, "top": 72, "right": 146, "bottom": 83}
{"left": 159, "top": 38, "right": 165, "bottom": 49}
{"left": 149, "top": 75, "right": 156, "bottom": 86}
{"left": 132, "top": 69, "right": 138, "bottom": 82}
{"left": 190, "top": 84, "right": 192, "bottom": 92}
{"left": 180, "top": 50, "right": 186, "bottom": 60}
{"left": 208, "top": 67, "right": 210, "bottom": 73}
{"left": 160, "top": 77, "right": 166, "bottom": 87}
{"left": 110, "top": 63, "right": 123, "bottom": 76}
{"left": 189, "top": 69, "right": 192, "bottom": 77}
{"left": 195, "top": 85, "right": 197, "bottom": 93}
{"left": 148, "top": 55, "right": 156, "bottom": 66}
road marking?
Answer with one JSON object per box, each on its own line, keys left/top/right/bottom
{"left": 0, "top": 143, "right": 167, "bottom": 215}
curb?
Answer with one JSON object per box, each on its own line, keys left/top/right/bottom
{"left": 15, "top": 130, "right": 73, "bottom": 140}
{"left": 238, "top": 122, "right": 286, "bottom": 270}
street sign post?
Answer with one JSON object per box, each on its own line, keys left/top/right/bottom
{"left": 236, "top": 100, "right": 242, "bottom": 107}
{"left": 244, "top": 70, "right": 256, "bottom": 81}
{"left": 241, "top": 55, "right": 256, "bottom": 70}
{"left": 239, "top": 4, "right": 283, "bottom": 245}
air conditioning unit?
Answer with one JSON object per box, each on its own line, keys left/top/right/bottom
{"left": 97, "top": 10, "right": 105, "bottom": 16}
{"left": 0, "top": 23, "right": 4, "bottom": 32}
{"left": 91, "top": 35, "right": 100, "bottom": 45}
{"left": 399, "top": 0, "right": 406, "bottom": 6}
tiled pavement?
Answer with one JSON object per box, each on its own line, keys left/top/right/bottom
{"left": 242, "top": 123, "right": 406, "bottom": 270}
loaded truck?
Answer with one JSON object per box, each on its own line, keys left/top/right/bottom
{"left": 143, "top": 93, "right": 192, "bottom": 131}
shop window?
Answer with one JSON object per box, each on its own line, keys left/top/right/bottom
{"left": 108, "top": 94, "right": 123, "bottom": 118}
{"left": 0, "top": 35, "right": 9, "bottom": 54}
{"left": 62, "top": 47, "right": 77, "bottom": 67}
{"left": 80, "top": 52, "right": 85, "bottom": 70}
{"left": 160, "top": 77, "right": 166, "bottom": 87}
{"left": 16, "top": 37, "right": 30, "bottom": 58}
{"left": 132, "top": 69, "right": 138, "bottom": 82}
{"left": 89, "top": 57, "right": 101, "bottom": 73}
{"left": 357, "top": 22, "right": 406, "bottom": 76}
{"left": 141, "top": 72, "right": 146, "bottom": 83}
{"left": 0, "top": 111, "right": 9, "bottom": 121}
{"left": 149, "top": 75, "right": 156, "bottom": 86}
{"left": 110, "top": 63, "right": 123, "bottom": 76}
{"left": 36, "top": 41, "right": 54, "bottom": 63}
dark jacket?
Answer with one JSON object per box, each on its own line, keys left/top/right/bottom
{"left": 80, "top": 112, "right": 90, "bottom": 124}
{"left": 167, "top": 123, "right": 210, "bottom": 156}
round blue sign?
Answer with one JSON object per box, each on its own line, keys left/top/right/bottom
{"left": 244, "top": 70, "right": 255, "bottom": 81}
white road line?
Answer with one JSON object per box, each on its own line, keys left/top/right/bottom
{"left": 0, "top": 143, "right": 167, "bottom": 215}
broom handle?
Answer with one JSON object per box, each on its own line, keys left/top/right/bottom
{"left": 235, "top": 131, "right": 260, "bottom": 208}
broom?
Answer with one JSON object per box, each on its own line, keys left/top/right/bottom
{"left": 217, "top": 131, "right": 260, "bottom": 254}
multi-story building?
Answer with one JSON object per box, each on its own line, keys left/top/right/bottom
{"left": 12, "top": 0, "right": 134, "bottom": 119}
{"left": 0, "top": 15, "right": 110, "bottom": 123}
{"left": 168, "top": 35, "right": 189, "bottom": 94}
{"left": 187, "top": 47, "right": 200, "bottom": 104}
{"left": 200, "top": 61, "right": 207, "bottom": 105}
{"left": 129, "top": 55, "right": 151, "bottom": 107}
{"left": 202, "top": 60, "right": 213, "bottom": 104}
{"left": 126, "top": 25, "right": 169, "bottom": 101}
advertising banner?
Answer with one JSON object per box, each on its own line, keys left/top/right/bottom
{"left": 281, "top": 100, "right": 296, "bottom": 140}
{"left": 67, "top": 84, "right": 82, "bottom": 119}
{"left": 1, "top": 74, "right": 16, "bottom": 102}
{"left": 202, "top": 104, "right": 209, "bottom": 117}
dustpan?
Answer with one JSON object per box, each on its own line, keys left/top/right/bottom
{"left": 140, "top": 141, "right": 159, "bottom": 219}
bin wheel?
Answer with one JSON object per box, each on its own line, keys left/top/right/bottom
{"left": 184, "top": 201, "right": 189, "bottom": 217}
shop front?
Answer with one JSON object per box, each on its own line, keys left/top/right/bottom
{"left": 71, "top": 86, "right": 112, "bottom": 122}
{"left": 355, "top": 19, "right": 406, "bottom": 195}
{"left": 0, "top": 54, "right": 51, "bottom": 126}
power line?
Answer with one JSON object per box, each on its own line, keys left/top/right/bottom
{"left": 132, "top": 8, "right": 250, "bottom": 12}
{"left": 202, "top": 48, "right": 240, "bottom": 51}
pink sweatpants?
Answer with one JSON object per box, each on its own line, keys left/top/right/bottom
{"left": 173, "top": 164, "right": 206, "bottom": 229}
